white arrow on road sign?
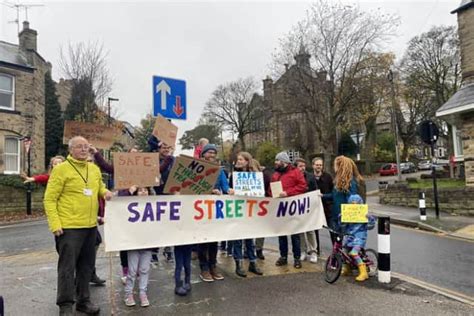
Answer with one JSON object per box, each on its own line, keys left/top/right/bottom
{"left": 156, "top": 80, "right": 171, "bottom": 111}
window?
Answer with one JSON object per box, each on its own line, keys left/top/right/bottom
{"left": 4, "top": 137, "right": 20, "bottom": 174}
{"left": 453, "top": 126, "right": 464, "bottom": 158}
{"left": 0, "top": 74, "right": 15, "bottom": 110}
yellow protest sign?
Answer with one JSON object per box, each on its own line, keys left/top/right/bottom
{"left": 341, "top": 204, "right": 368, "bottom": 223}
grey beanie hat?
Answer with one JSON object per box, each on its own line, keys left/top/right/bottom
{"left": 201, "top": 143, "right": 218, "bottom": 157}
{"left": 275, "top": 151, "right": 291, "bottom": 164}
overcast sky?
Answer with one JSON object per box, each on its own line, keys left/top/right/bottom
{"left": 0, "top": 0, "right": 458, "bottom": 154}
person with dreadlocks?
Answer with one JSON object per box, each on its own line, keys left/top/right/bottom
{"left": 322, "top": 156, "right": 366, "bottom": 233}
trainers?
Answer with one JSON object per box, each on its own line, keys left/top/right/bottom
{"left": 121, "top": 276, "right": 127, "bottom": 285}
{"left": 183, "top": 283, "right": 192, "bottom": 292}
{"left": 140, "top": 293, "right": 150, "bottom": 307}
{"left": 294, "top": 259, "right": 302, "bottom": 269}
{"left": 199, "top": 271, "right": 214, "bottom": 282}
{"left": 124, "top": 294, "right": 136, "bottom": 307}
{"left": 275, "top": 257, "right": 288, "bottom": 266}
{"left": 175, "top": 285, "right": 187, "bottom": 296}
{"left": 210, "top": 267, "right": 224, "bottom": 280}
{"left": 309, "top": 253, "right": 318, "bottom": 264}
{"left": 300, "top": 252, "right": 307, "bottom": 261}
{"left": 164, "top": 252, "right": 174, "bottom": 263}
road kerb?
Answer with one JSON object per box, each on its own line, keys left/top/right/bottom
{"left": 391, "top": 272, "right": 474, "bottom": 307}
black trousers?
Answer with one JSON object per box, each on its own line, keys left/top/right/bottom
{"left": 198, "top": 242, "right": 218, "bottom": 272}
{"left": 55, "top": 228, "right": 97, "bottom": 307}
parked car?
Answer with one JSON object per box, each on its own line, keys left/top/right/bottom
{"left": 417, "top": 160, "right": 432, "bottom": 170}
{"left": 379, "top": 163, "right": 398, "bottom": 176}
{"left": 400, "top": 162, "right": 417, "bottom": 173}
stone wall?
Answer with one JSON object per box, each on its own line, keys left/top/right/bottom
{"left": 458, "top": 6, "right": 474, "bottom": 85}
{"left": 0, "top": 185, "right": 45, "bottom": 213}
{"left": 461, "top": 112, "right": 474, "bottom": 186}
{"left": 379, "top": 183, "right": 474, "bottom": 216}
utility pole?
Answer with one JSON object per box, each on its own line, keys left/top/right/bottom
{"left": 23, "top": 136, "right": 32, "bottom": 215}
{"left": 388, "top": 69, "right": 402, "bottom": 181}
{"left": 106, "top": 97, "right": 119, "bottom": 189}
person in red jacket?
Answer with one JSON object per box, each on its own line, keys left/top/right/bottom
{"left": 269, "top": 152, "right": 307, "bottom": 269}
{"left": 21, "top": 155, "right": 65, "bottom": 184}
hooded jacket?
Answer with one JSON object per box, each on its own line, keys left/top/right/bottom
{"left": 44, "top": 155, "right": 108, "bottom": 233}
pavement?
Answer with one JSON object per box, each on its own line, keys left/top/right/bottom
{"left": 366, "top": 195, "right": 474, "bottom": 241}
{"left": 2, "top": 244, "right": 474, "bottom": 315}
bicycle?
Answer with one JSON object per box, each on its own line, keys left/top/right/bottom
{"left": 323, "top": 226, "right": 378, "bottom": 284}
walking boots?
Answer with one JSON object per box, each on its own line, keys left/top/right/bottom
{"left": 248, "top": 262, "right": 263, "bottom": 275}
{"left": 235, "top": 260, "right": 247, "bottom": 277}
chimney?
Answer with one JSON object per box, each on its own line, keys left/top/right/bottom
{"left": 263, "top": 76, "right": 273, "bottom": 102}
{"left": 19, "top": 21, "right": 37, "bottom": 51}
{"left": 294, "top": 44, "right": 311, "bottom": 69}
{"left": 452, "top": 1, "right": 474, "bottom": 84}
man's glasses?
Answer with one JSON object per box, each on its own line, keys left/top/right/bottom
{"left": 73, "top": 144, "right": 90, "bottom": 150}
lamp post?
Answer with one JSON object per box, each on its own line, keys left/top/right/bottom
{"left": 107, "top": 97, "right": 119, "bottom": 127}
{"left": 106, "top": 97, "right": 119, "bottom": 189}
{"left": 387, "top": 70, "right": 402, "bottom": 181}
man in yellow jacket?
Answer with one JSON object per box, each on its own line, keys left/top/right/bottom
{"left": 44, "top": 136, "right": 112, "bottom": 316}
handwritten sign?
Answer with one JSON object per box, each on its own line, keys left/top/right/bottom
{"left": 164, "top": 155, "right": 220, "bottom": 195}
{"left": 63, "top": 120, "right": 121, "bottom": 149}
{"left": 232, "top": 172, "right": 265, "bottom": 197}
{"left": 104, "top": 191, "right": 327, "bottom": 251}
{"left": 152, "top": 114, "right": 178, "bottom": 148}
{"left": 113, "top": 152, "right": 161, "bottom": 190}
{"left": 270, "top": 181, "right": 283, "bottom": 197}
{"left": 341, "top": 204, "right": 369, "bottom": 223}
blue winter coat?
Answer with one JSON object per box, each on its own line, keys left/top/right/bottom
{"left": 342, "top": 216, "right": 376, "bottom": 249}
{"left": 322, "top": 177, "right": 360, "bottom": 231}
{"left": 214, "top": 168, "right": 230, "bottom": 194}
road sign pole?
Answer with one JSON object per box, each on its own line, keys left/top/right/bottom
{"left": 431, "top": 141, "right": 440, "bottom": 219}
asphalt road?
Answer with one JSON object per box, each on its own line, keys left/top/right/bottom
{"left": 1, "top": 218, "right": 473, "bottom": 299}
{"left": 365, "top": 170, "right": 432, "bottom": 192}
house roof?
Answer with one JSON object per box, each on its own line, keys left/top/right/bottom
{"left": 0, "top": 40, "right": 34, "bottom": 70}
{"left": 451, "top": 0, "right": 474, "bottom": 13}
{"left": 436, "top": 83, "right": 474, "bottom": 117}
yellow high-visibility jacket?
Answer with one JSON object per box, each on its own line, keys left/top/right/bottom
{"left": 44, "top": 155, "right": 108, "bottom": 233}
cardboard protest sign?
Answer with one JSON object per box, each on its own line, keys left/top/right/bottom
{"left": 270, "top": 181, "right": 283, "bottom": 198}
{"left": 341, "top": 204, "right": 369, "bottom": 223}
{"left": 164, "top": 155, "right": 220, "bottom": 195}
{"left": 152, "top": 115, "right": 178, "bottom": 148}
{"left": 63, "top": 120, "right": 121, "bottom": 149}
{"left": 113, "top": 152, "right": 161, "bottom": 190}
{"left": 232, "top": 172, "right": 265, "bottom": 197}
{"left": 104, "top": 191, "right": 327, "bottom": 251}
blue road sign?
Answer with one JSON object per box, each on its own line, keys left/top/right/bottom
{"left": 153, "top": 75, "right": 187, "bottom": 120}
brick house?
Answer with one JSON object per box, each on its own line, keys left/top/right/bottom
{"left": 436, "top": 0, "right": 474, "bottom": 186}
{"left": 0, "top": 22, "right": 49, "bottom": 174}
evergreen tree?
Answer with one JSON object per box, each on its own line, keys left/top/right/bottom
{"left": 44, "top": 71, "right": 65, "bottom": 168}
{"left": 64, "top": 78, "right": 97, "bottom": 122}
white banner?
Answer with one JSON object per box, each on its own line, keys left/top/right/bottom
{"left": 104, "top": 191, "right": 326, "bottom": 252}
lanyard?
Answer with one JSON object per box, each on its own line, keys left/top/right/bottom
{"left": 67, "top": 159, "right": 88, "bottom": 185}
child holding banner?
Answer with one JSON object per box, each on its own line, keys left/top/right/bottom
{"left": 341, "top": 194, "right": 375, "bottom": 282}
{"left": 229, "top": 152, "right": 264, "bottom": 277}
{"left": 123, "top": 187, "right": 153, "bottom": 308}
{"left": 198, "top": 144, "right": 232, "bottom": 282}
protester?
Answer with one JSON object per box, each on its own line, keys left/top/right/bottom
{"left": 122, "top": 187, "right": 153, "bottom": 307}
{"left": 229, "top": 152, "right": 263, "bottom": 277}
{"left": 341, "top": 194, "right": 376, "bottom": 282}
{"left": 253, "top": 159, "right": 272, "bottom": 260}
{"left": 309, "top": 157, "right": 334, "bottom": 246}
{"left": 44, "top": 136, "right": 112, "bottom": 316}
{"left": 294, "top": 158, "right": 318, "bottom": 263}
{"left": 270, "top": 152, "right": 307, "bottom": 269}
{"left": 21, "top": 155, "right": 65, "bottom": 184}
{"left": 148, "top": 136, "right": 176, "bottom": 262}
{"left": 198, "top": 143, "right": 233, "bottom": 282}
{"left": 193, "top": 138, "right": 209, "bottom": 159}
{"left": 322, "top": 155, "right": 365, "bottom": 232}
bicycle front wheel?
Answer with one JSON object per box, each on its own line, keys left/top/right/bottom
{"left": 324, "top": 253, "right": 343, "bottom": 284}
{"left": 364, "top": 248, "right": 378, "bottom": 277}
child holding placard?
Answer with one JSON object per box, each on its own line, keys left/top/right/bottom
{"left": 341, "top": 194, "right": 375, "bottom": 282}
{"left": 124, "top": 187, "right": 153, "bottom": 308}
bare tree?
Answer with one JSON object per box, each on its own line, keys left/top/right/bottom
{"left": 202, "top": 77, "right": 259, "bottom": 150}
{"left": 59, "top": 41, "right": 113, "bottom": 106}
{"left": 271, "top": 0, "right": 399, "bottom": 155}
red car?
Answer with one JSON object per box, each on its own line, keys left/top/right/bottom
{"left": 379, "top": 163, "right": 398, "bottom": 176}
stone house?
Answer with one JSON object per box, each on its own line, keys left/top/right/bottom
{"left": 0, "top": 22, "right": 49, "bottom": 174}
{"left": 244, "top": 46, "right": 330, "bottom": 162}
{"left": 436, "top": 0, "right": 474, "bottom": 186}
